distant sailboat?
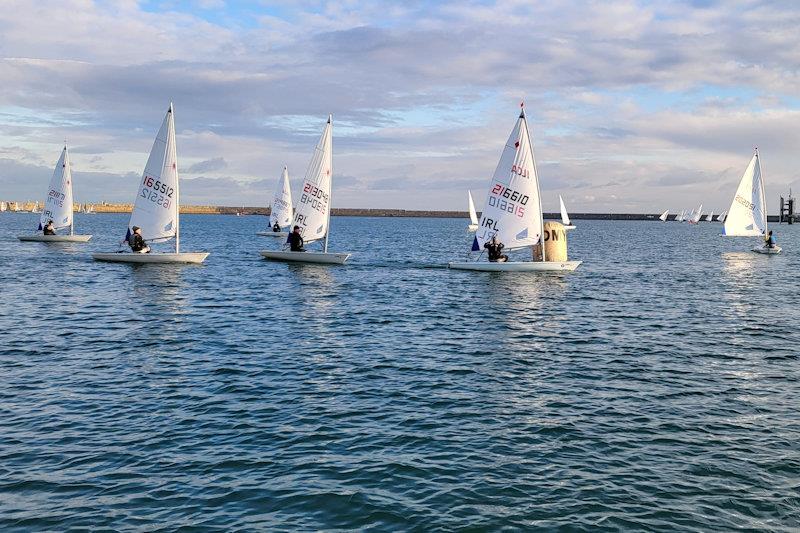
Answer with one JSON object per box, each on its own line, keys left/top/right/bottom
{"left": 30, "top": 201, "right": 41, "bottom": 214}
{"left": 723, "top": 149, "right": 779, "bottom": 254}
{"left": 704, "top": 210, "right": 714, "bottom": 222}
{"left": 83, "top": 203, "right": 96, "bottom": 214}
{"left": 18, "top": 145, "right": 92, "bottom": 242}
{"left": 659, "top": 209, "right": 669, "bottom": 222}
{"left": 0, "top": 201, "right": 6, "bottom": 212}
{"left": 688, "top": 204, "right": 703, "bottom": 224}
{"left": 93, "top": 103, "right": 209, "bottom": 264}
{"left": 260, "top": 115, "right": 351, "bottom": 264}
{"left": 449, "top": 105, "right": 580, "bottom": 272}
{"left": 258, "top": 166, "right": 293, "bottom": 237}
{"left": 467, "top": 190, "right": 479, "bottom": 232}
{"left": 559, "top": 195, "right": 576, "bottom": 229}
{"left": 717, "top": 210, "right": 727, "bottom": 223}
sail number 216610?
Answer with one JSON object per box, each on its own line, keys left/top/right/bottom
{"left": 489, "top": 184, "right": 528, "bottom": 218}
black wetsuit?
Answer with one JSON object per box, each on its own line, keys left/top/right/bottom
{"left": 43, "top": 225, "right": 56, "bottom": 235}
{"left": 288, "top": 232, "right": 304, "bottom": 252}
{"left": 129, "top": 234, "right": 147, "bottom": 252}
{"left": 273, "top": 223, "right": 281, "bottom": 232}
{"left": 484, "top": 241, "right": 505, "bottom": 262}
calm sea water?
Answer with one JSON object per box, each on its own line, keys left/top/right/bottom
{"left": 1, "top": 213, "right": 798, "bottom": 531}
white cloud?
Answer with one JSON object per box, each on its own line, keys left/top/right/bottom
{"left": 1, "top": 0, "right": 799, "bottom": 212}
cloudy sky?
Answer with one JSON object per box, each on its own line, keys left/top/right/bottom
{"left": 1, "top": 0, "right": 799, "bottom": 213}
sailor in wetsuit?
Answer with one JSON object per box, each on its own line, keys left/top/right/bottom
{"left": 43, "top": 220, "right": 56, "bottom": 235}
{"left": 288, "top": 225, "right": 305, "bottom": 252}
{"left": 484, "top": 235, "right": 508, "bottom": 262}
{"left": 128, "top": 226, "right": 151, "bottom": 253}
{"left": 765, "top": 230, "right": 776, "bottom": 248}
{"left": 272, "top": 221, "right": 281, "bottom": 232}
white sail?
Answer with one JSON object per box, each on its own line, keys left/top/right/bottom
{"left": 468, "top": 190, "right": 479, "bottom": 225}
{"left": 705, "top": 210, "right": 714, "bottom": 222}
{"left": 559, "top": 195, "right": 572, "bottom": 226}
{"left": 0, "top": 201, "right": 6, "bottom": 212}
{"left": 473, "top": 107, "right": 542, "bottom": 253}
{"left": 270, "top": 166, "right": 293, "bottom": 229}
{"left": 659, "top": 209, "right": 669, "bottom": 221}
{"left": 128, "top": 103, "right": 180, "bottom": 244}
{"left": 718, "top": 210, "right": 727, "bottom": 223}
{"left": 293, "top": 116, "right": 333, "bottom": 245}
{"left": 724, "top": 152, "right": 766, "bottom": 237}
{"left": 40, "top": 146, "right": 74, "bottom": 231}
{"left": 689, "top": 204, "right": 703, "bottom": 224}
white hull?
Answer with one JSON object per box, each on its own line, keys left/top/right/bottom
{"left": 260, "top": 250, "right": 350, "bottom": 264}
{"left": 448, "top": 260, "right": 581, "bottom": 272}
{"left": 752, "top": 245, "right": 782, "bottom": 255}
{"left": 467, "top": 224, "right": 479, "bottom": 232}
{"left": 256, "top": 231, "right": 289, "bottom": 238}
{"left": 563, "top": 225, "right": 577, "bottom": 230}
{"left": 92, "top": 252, "right": 209, "bottom": 264}
{"left": 18, "top": 234, "right": 92, "bottom": 242}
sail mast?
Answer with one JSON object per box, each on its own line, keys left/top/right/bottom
{"left": 66, "top": 144, "right": 74, "bottom": 236}
{"left": 757, "top": 148, "right": 767, "bottom": 235}
{"left": 171, "top": 103, "right": 180, "bottom": 254}
{"left": 323, "top": 114, "right": 332, "bottom": 254}
{"left": 522, "top": 104, "right": 546, "bottom": 262}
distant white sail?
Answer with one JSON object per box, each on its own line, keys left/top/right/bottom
{"left": 659, "top": 209, "right": 669, "bottom": 221}
{"left": 293, "top": 116, "right": 333, "bottom": 244}
{"left": 559, "top": 195, "right": 572, "bottom": 226}
{"left": 468, "top": 190, "right": 479, "bottom": 226}
{"left": 128, "top": 103, "right": 180, "bottom": 243}
{"left": 704, "top": 210, "right": 714, "bottom": 222}
{"left": 689, "top": 204, "right": 703, "bottom": 224}
{"left": 270, "top": 166, "right": 293, "bottom": 229}
{"left": 718, "top": 210, "right": 727, "bottom": 223}
{"left": 0, "top": 201, "right": 6, "bottom": 212}
{"left": 40, "top": 146, "right": 74, "bottom": 231}
{"left": 724, "top": 152, "right": 766, "bottom": 237}
{"left": 473, "top": 107, "right": 542, "bottom": 252}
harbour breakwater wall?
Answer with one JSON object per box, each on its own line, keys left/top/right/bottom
{"left": 0, "top": 201, "right": 783, "bottom": 221}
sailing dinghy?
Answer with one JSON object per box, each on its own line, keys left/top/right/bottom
{"left": 659, "top": 209, "right": 669, "bottom": 222}
{"left": 257, "top": 166, "right": 293, "bottom": 237}
{"left": 260, "top": 115, "right": 350, "bottom": 265}
{"left": 18, "top": 145, "right": 92, "bottom": 242}
{"left": 467, "top": 190, "right": 479, "bottom": 232}
{"left": 93, "top": 103, "right": 209, "bottom": 264}
{"left": 722, "top": 149, "right": 780, "bottom": 254}
{"left": 449, "top": 105, "right": 580, "bottom": 272}
{"left": 559, "top": 195, "right": 576, "bottom": 229}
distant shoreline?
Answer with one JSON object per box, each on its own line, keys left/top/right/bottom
{"left": 0, "top": 201, "right": 784, "bottom": 221}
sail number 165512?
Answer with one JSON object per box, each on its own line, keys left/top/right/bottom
{"left": 140, "top": 175, "right": 174, "bottom": 209}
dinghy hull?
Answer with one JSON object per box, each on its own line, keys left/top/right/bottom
{"left": 18, "top": 234, "right": 92, "bottom": 242}
{"left": 752, "top": 245, "right": 782, "bottom": 255}
{"left": 448, "top": 260, "right": 581, "bottom": 272}
{"left": 92, "top": 252, "right": 209, "bottom": 264}
{"left": 256, "top": 231, "right": 289, "bottom": 238}
{"left": 260, "top": 250, "right": 350, "bottom": 264}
